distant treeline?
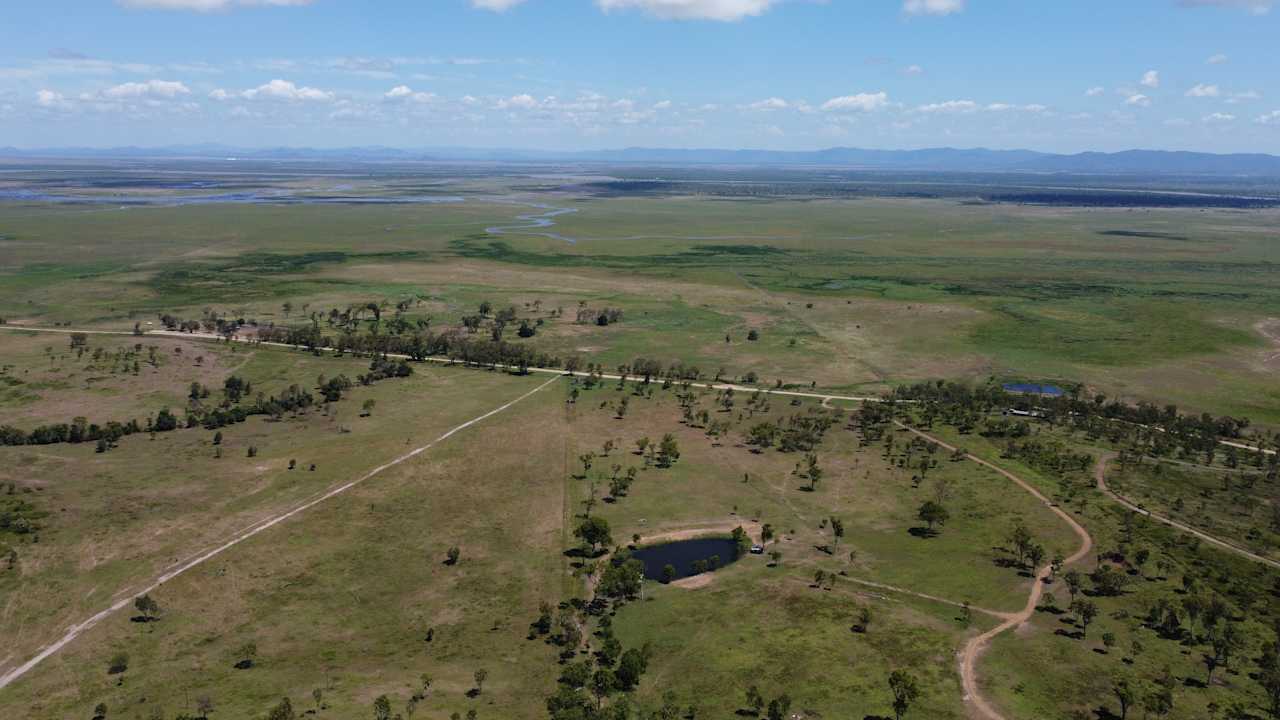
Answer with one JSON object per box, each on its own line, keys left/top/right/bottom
{"left": 0, "top": 357, "right": 413, "bottom": 450}
{"left": 983, "top": 191, "right": 1277, "bottom": 209}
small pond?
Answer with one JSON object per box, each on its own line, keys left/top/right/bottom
{"left": 630, "top": 537, "right": 743, "bottom": 582}
{"left": 1002, "top": 382, "right": 1064, "bottom": 396}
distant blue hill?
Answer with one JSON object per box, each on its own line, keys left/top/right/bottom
{"left": 3, "top": 144, "right": 1280, "bottom": 176}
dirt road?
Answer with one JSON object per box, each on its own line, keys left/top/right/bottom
{"left": 1094, "top": 453, "right": 1280, "bottom": 570}
{"left": 0, "top": 374, "right": 562, "bottom": 691}
{"left": 895, "top": 421, "right": 1094, "bottom": 720}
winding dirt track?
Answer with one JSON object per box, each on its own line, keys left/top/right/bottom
{"left": 894, "top": 422, "right": 1094, "bottom": 720}
{"left": 2, "top": 324, "right": 1276, "bottom": 712}
{"left": 1094, "top": 454, "right": 1280, "bottom": 570}
{"left": 0, "top": 375, "right": 562, "bottom": 691}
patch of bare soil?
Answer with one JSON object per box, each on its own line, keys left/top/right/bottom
{"left": 1256, "top": 318, "right": 1280, "bottom": 366}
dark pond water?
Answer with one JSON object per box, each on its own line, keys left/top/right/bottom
{"left": 1002, "top": 382, "right": 1064, "bottom": 396}
{"left": 630, "top": 537, "right": 742, "bottom": 582}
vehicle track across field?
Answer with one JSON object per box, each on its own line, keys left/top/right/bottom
{"left": 0, "top": 374, "right": 561, "bottom": 691}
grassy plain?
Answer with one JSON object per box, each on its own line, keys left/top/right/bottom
{"left": 3, "top": 180, "right": 1277, "bottom": 424}
{"left": 3, "top": 165, "right": 1280, "bottom": 720}
{"left": 0, "top": 336, "right": 1084, "bottom": 720}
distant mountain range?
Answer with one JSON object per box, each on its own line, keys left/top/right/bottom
{"left": 3, "top": 144, "right": 1280, "bottom": 176}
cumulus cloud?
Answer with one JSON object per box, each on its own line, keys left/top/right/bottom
{"left": 1203, "top": 112, "right": 1236, "bottom": 122}
{"left": 653, "top": 100, "right": 672, "bottom": 109}
{"left": 745, "top": 97, "right": 789, "bottom": 111}
{"left": 595, "top": 0, "right": 778, "bottom": 21}
{"left": 1140, "top": 70, "right": 1160, "bottom": 88}
{"left": 918, "top": 99, "right": 978, "bottom": 113}
{"left": 384, "top": 85, "right": 435, "bottom": 103}
{"left": 1206, "top": 53, "right": 1229, "bottom": 64}
{"left": 902, "top": 64, "right": 925, "bottom": 75}
{"left": 1125, "top": 93, "right": 1151, "bottom": 107}
{"left": 35, "top": 89, "right": 67, "bottom": 108}
{"left": 470, "top": 0, "right": 527, "bottom": 9}
{"left": 1256, "top": 110, "right": 1280, "bottom": 124}
{"left": 1178, "top": 0, "right": 1273, "bottom": 15}
{"left": 118, "top": 0, "right": 315, "bottom": 10}
{"left": 820, "top": 92, "right": 889, "bottom": 112}
{"left": 102, "top": 79, "right": 191, "bottom": 99}
{"left": 1085, "top": 86, "right": 1105, "bottom": 97}
{"left": 242, "top": 79, "right": 334, "bottom": 101}
{"left": 496, "top": 93, "right": 540, "bottom": 110}
{"left": 209, "top": 79, "right": 333, "bottom": 102}
{"left": 1185, "top": 83, "right": 1220, "bottom": 97}
{"left": 903, "top": 0, "right": 965, "bottom": 15}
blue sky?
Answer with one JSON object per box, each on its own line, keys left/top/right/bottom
{"left": 1, "top": 0, "right": 1278, "bottom": 152}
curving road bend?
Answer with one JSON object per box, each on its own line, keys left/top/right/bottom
{"left": 895, "top": 421, "right": 1094, "bottom": 720}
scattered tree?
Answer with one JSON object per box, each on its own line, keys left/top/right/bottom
{"left": 917, "top": 501, "right": 949, "bottom": 535}
{"left": 889, "top": 670, "right": 920, "bottom": 720}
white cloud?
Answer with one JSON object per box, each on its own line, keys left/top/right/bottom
{"left": 821, "top": 92, "right": 889, "bottom": 112}
{"left": 1125, "top": 93, "right": 1151, "bottom": 107}
{"left": 746, "top": 97, "right": 789, "bottom": 111}
{"left": 595, "top": 0, "right": 778, "bottom": 21}
{"left": 1178, "top": 0, "right": 1273, "bottom": 15}
{"left": 1140, "top": 70, "right": 1160, "bottom": 88}
{"left": 985, "top": 103, "right": 1046, "bottom": 113}
{"left": 1085, "top": 86, "right": 1105, "bottom": 97}
{"left": 384, "top": 85, "right": 435, "bottom": 103}
{"left": 903, "top": 64, "right": 925, "bottom": 75}
{"left": 470, "top": 0, "right": 527, "bottom": 10}
{"left": 241, "top": 79, "right": 334, "bottom": 101}
{"left": 209, "top": 88, "right": 232, "bottom": 101}
{"left": 1203, "top": 112, "right": 1236, "bottom": 122}
{"left": 118, "top": 0, "right": 315, "bottom": 10}
{"left": 1206, "top": 53, "right": 1229, "bottom": 64}
{"left": 1185, "top": 83, "right": 1220, "bottom": 97}
{"left": 102, "top": 79, "right": 191, "bottom": 99}
{"left": 918, "top": 99, "right": 978, "bottom": 113}
{"left": 35, "top": 89, "right": 67, "bottom": 108}
{"left": 903, "top": 0, "right": 965, "bottom": 15}
{"left": 653, "top": 100, "right": 672, "bottom": 109}
{"left": 1256, "top": 110, "right": 1280, "bottom": 124}
{"left": 496, "top": 93, "right": 539, "bottom": 110}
